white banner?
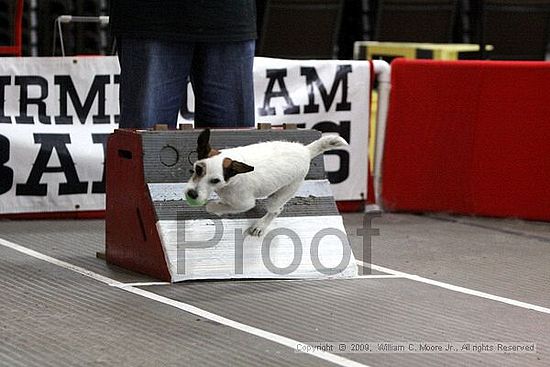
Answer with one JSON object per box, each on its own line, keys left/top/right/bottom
{"left": 252, "top": 58, "right": 370, "bottom": 202}
{"left": 0, "top": 56, "right": 371, "bottom": 215}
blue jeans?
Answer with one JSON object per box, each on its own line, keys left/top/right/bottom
{"left": 117, "top": 38, "right": 256, "bottom": 129}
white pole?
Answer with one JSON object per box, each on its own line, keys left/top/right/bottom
{"left": 371, "top": 60, "right": 391, "bottom": 210}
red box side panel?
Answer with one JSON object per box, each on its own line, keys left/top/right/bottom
{"left": 105, "top": 130, "right": 171, "bottom": 281}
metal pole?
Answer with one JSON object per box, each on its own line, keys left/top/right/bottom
{"left": 52, "top": 16, "right": 110, "bottom": 57}
{"left": 30, "top": 0, "right": 38, "bottom": 56}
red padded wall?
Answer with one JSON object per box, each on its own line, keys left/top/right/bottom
{"left": 382, "top": 59, "right": 550, "bottom": 221}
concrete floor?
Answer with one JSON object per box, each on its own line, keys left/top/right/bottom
{"left": 0, "top": 212, "right": 549, "bottom": 367}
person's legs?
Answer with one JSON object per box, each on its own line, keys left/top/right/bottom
{"left": 191, "top": 40, "right": 256, "bottom": 128}
{"left": 117, "top": 37, "right": 193, "bottom": 129}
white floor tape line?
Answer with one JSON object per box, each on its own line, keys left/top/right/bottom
{"left": 0, "top": 237, "right": 371, "bottom": 367}
{"left": 357, "top": 260, "right": 550, "bottom": 315}
{"left": 354, "top": 275, "right": 402, "bottom": 279}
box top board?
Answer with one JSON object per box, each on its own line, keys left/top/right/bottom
{"left": 135, "top": 129, "right": 327, "bottom": 183}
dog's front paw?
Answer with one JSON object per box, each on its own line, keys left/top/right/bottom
{"left": 246, "top": 219, "right": 269, "bottom": 237}
{"left": 247, "top": 223, "right": 267, "bottom": 237}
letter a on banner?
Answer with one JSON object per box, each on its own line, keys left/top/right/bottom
{"left": 16, "top": 134, "right": 88, "bottom": 196}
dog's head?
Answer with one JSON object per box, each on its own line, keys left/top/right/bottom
{"left": 185, "top": 129, "right": 254, "bottom": 205}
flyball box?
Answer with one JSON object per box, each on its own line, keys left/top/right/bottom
{"left": 105, "top": 128, "right": 358, "bottom": 282}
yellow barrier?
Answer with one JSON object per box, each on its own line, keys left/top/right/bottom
{"left": 356, "top": 41, "right": 494, "bottom": 169}
{"left": 354, "top": 41, "right": 494, "bottom": 61}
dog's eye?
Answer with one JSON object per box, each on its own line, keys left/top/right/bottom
{"left": 209, "top": 178, "right": 221, "bottom": 184}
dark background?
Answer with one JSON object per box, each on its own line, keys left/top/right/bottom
{"left": 1, "top": 0, "right": 548, "bottom": 60}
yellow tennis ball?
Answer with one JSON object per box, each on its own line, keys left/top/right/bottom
{"left": 185, "top": 194, "right": 207, "bottom": 207}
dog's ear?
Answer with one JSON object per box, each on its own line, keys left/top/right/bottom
{"left": 196, "top": 129, "right": 219, "bottom": 159}
{"left": 223, "top": 158, "right": 254, "bottom": 181}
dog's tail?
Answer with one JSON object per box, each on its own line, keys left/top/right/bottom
{"left": 307, "top": 135, "right": 348, "bottom": 159}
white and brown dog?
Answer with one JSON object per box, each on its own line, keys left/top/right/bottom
{"left": 185, "top": 129, "right": 347, "bottom": 236}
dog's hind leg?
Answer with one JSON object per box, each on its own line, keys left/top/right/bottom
{"left": 247, "top": 180, "right": 302, "bottom": 237}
